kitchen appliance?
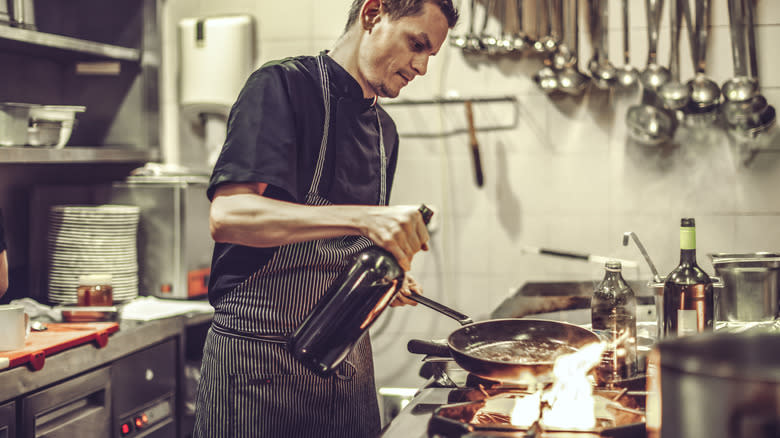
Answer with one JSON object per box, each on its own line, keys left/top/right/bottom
{"left": 0, "top": 0, "right": 9, "bottom": 24}
{"left": 379, "top": 353, "right": 647, "bottom": 438}
{"left": 648, "top": 331, "right": 780, "bottom": 438}
{"left": 110, "top": 175, "right": 213, "bottom": 300}
{"left": 178, "top": 14, "right": 255, "bottom": 171}
{"left": 710, "top": 252, "right": 780, "bottom": 321}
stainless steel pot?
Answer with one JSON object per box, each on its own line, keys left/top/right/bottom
{"left": 710, "top": 252, "right": 780, "bottom": 321}
{"left": 648, "top": 332, "right": 780, "bottom": 438}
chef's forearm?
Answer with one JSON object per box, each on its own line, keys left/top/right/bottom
{"left": 210, "top": 193, "right": 368, "bottom": 248}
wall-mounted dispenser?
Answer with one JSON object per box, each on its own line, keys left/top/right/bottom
{"left": 178, "top": 15, "right": 256, "bottom": 170}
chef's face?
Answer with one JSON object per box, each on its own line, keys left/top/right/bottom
{"left": 357, "top": 1, "right": 449, "bottom": 98}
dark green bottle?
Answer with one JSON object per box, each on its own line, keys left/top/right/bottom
{"left": 662, "top": 218, "right": 714, "bottom": 337}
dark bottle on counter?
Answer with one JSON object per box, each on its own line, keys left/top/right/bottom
{"left": 662, "top": 218, "right": 714, "bottom": 337}
{"left": 288, "top": 205, "right": 433, "bottom": 377}
{"left": 591, "top": 260, "right": 637, "bottom": 385}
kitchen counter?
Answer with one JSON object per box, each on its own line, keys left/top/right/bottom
{"left": 0, "top": 313, "right": 208, "bottom": 403}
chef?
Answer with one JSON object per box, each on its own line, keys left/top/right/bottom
{"left": 192, "top": 1, "right": 458, "bottom": 437}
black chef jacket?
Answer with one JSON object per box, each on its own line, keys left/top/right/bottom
{"left": 206, "top": 54, "right": 399, "bottom": 304}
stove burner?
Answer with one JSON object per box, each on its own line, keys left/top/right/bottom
{"left": 429, "top": 387, "right": 646, "bottom": 438}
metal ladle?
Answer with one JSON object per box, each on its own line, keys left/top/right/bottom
{"left": 616, "top": 0, "right": 640, "bottom": 90}
{"left": 555, "top": 0, "right": 589, "bottom": 96}
{"left": 496, "top": 0, "right": 514, "bottom": 54}
{"left": 639, "top": 0, "right": 670, "bottom": 92}
{"left": 659, "top": 0, "right": 690, "bottom": 112}
{"left": 683, "top": 0, "right": 721, "bottom": 116}
{"left": 539, "top": 0, "right": 561, "bottom": 55}
{"left": 480, "top": 0, "right": 498, "bottom": 55}
{"left": 464, "top": 0, "right": 483, "bottom": 53}
{"left": 721, "top": 0, "right": 758, "bottom": 103}
{"left": 532, "top": 0, "right": 551, "bottom": 54}
{"left": 735, "top": 0, "right": 775, "bottom": 137}
{"left": 627, "top": 0, "right": 675, "bottom": 146}
{"left": 587, "top": 0, "right": 617, "bottom": 89}
{"left": 511, "top": 0, "right": 533, "bottom": 52}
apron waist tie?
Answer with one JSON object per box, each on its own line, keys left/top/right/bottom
{"left": 211, "top": 321, "right": 289, "bottom": 345}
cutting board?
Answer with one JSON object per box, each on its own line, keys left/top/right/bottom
{"left": 0, "top": 322, "right": 119, "bottom": 371}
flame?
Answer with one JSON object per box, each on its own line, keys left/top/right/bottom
{"left": 510, "top": 341, "right": 606, "bottom": 430}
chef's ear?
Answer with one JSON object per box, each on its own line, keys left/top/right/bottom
{"left": 361, "top": 0, "right": 382, "bottom": 31}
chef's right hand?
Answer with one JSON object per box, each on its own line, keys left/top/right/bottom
{"left": 360, "top": 205, "right": 430, "bottom": 271}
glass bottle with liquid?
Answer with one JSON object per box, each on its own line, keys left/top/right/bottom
{"left": 288, "top": 205, "right": 433, "bottom": 377}
{"left": 591, "top": 260, "right": 638, "bottom": 384}
{"left": 662, "top": 218, "right": 713, "bottom": 337}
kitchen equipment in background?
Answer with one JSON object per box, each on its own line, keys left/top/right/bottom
{"left": 521, "top": 245, "right": 639, "bottom": 268}
{"left": 9, "top": 0, "right": 34, "bottom": 29}
{"left": 0, "top": 102, "right": 34, "bottom": 146}
{"left": 76, "top": 274, "right": 113, "bottom": 306}
{"left": 406, "top": 293, "right": 600, "bottom": 383}
{"left": 0, "top": 304, "right": 27, "bottom": 351}
{"left": 464, "top": 101, "right": 484, "bottom": 187}
{"left": 27, "top": 105, "right": 85, "bottom": 148}
{"left": 648, "top": 331, "right": 780, "bottom": 438}
{"left": 710, "top": 252, "right": 780, "bottom": 322}
{"left": 178, "top": 15, "right": 255, "bottom": 171}
{"left": 110, "top": 175, "right": 213, "bottom": 300}
{"left": 46, "top": 205, "right": 140, "bottom": 305}
{"left": 0, "top": 0, "right": 9, "bottom": 24}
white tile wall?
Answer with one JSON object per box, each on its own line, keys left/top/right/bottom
{"left": 161, "top": 0, "right": 780, "bottom": 389}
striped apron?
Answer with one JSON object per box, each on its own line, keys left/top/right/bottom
{"left": 193, "top": 55, "right": 386, "bottom": 438}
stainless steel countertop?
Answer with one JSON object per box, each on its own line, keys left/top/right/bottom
{"left": 0, "top": 314, "right": 208, "bottom": 403}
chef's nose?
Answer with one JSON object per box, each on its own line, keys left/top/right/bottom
{"left": 411, "top": 53, "right": 429, "bottom": 76}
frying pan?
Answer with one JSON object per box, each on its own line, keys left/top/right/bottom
{"left": 407, "top": 294, "right": 600, "bottom": 382}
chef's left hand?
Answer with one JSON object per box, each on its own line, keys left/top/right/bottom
{"left": 390, "top": 274, "right": 421, "bottom": 307}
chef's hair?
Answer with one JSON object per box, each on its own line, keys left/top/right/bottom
{"left": 345, "top": 0, "right": 459, "bottom": 32}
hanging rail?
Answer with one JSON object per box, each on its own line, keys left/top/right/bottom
{"left": 379, "top": 95, "right": 519, "bottom": 138}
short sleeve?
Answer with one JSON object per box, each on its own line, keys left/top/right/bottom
{"left": 207, "top": 66, "right": 300, "bottom": 201}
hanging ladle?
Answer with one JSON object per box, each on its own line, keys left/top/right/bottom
{"left": 479, "top": 0, "right": 498, "bottom": 55}
{"left": 721, "top": 0, "right": 758, "bottom": 103}
{"left": 495, "top": 0, "right": 514, "bottom": 54}
{"left": 626, "top": 0, "right": 675, "bottom": 145}
{"left": 532, "top": 0, "right": 551, "bottom": 54}
{"left": 734, "top": 0, "right": 775, "bottom": 137}
{"left": 555, "top": 0, "right": 589, "bottom": 96}
{"left": 616, "top": 0, "right": 640, "bottom": 90}
{"left": 639, "top": 0, "right": 670, "bottom": 92}
{"left": 464, "top": 0, "right": 483, "bottom": 53}
{"left": 587, "top": 0, "right": 617, "bottom": 89}
{"left": 511, "top": 0, "right": 533, "bottom": 52}
{"left": 683, "top": 0, "right": 721, "bottom": 117}
{"left": 659, "top": 0, "right": 690, "bottom": 112}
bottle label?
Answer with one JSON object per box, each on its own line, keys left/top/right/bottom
{"left": 677, "top": 309, "right": 698, "bottom": 336}
{"left": 680, "top": 227, "right": 696, "bottom": 250}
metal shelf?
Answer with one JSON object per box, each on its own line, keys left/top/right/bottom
{"left": 0, "top": 146, "right": 159, "bottom": 163}
{"left": 0, "top": 25, "right": 140, "bottom": 61}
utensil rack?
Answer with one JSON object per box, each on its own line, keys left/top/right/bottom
{"left": 380, "top": 95, "right": 518, "bottom": 138}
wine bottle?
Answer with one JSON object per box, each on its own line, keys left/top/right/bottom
{"left": 591, "top": 260, "right": 638, "bottom": 384}
{"left": 288, "top": 205, "right": 433, "bottom": 377}
{"left": 662, "top": 218, "right": 714, "bottom": 338}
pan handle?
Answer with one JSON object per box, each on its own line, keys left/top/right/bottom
{"left": 408, "top": 293, "right": 474, "bottom": 325}
{"left": 407, "top": 339, "right": 452, "bottom": 357}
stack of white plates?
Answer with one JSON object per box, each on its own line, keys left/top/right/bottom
{"left": 47, "top": 205, "right": 140, "bottom": 304}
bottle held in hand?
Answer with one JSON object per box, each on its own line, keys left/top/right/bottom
{"left": 288, "top": 205, "right": 433, "bottom": 377}
{"left": 591, "top": 260, "right": 638, "bottom": 385}
{"left": 662, "top": 218, "right": 714, "bottom": 338}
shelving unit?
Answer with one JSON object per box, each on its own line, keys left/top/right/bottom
{"left": 0, "top": 146, "right": 159, "bottom": 163}
{"left": 0, "top": 26, "right": 140, "bottom": 61}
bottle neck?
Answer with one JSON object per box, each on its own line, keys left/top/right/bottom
{"left": 679, "top": 226, "right": 697, "bottom": 265}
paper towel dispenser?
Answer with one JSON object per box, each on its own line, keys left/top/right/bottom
{"left": 178, "top": 15, "right": 256, "bottom": 120}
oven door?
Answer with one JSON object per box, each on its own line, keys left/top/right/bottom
{"left": 21, "top": 366, "right": 111, "bottom": 437}
{"left": 0, "top": 400, "right": 15, "bottom": 438}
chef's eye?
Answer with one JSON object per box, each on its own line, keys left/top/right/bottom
{"left": 409, "top": 38, "right": 425, "bottom": 52}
